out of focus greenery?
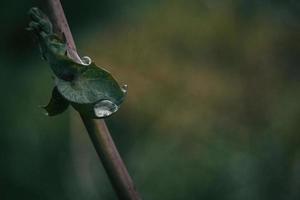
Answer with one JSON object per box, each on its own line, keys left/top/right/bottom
{"left": 0, "top": 0, "right": 299, "bottom": 199}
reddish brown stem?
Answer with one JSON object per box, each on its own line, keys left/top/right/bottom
{"left": 45, "top": 0, "right": 141, "bottom": 199}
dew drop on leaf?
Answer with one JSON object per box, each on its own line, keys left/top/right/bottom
{"left": 121, "top": 84, "right": 128, "bottom": 94}
{"left": 81, "top": 56, "right": 92, "bottom": 65}
{"left": 94, "top": 99, "right": 119, "bottom": 118}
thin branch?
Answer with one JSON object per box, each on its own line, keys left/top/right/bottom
{"left": 45, "top": 0, "right": 141, "bottom": 199}
{"left": 46, "top": 0, "right": 81, "bottom": 62}
{"left": 81, "top": 116, "right": 141, "bottom": 200}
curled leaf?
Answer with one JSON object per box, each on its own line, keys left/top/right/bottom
{"left": 28, "top": 7, "right": 127, "bottom": 118}
{"left": 56, "top": 62, "right": 127, "bottom": 118}
{"left": 42, "top": 87, "right": 69, "bottom": 116}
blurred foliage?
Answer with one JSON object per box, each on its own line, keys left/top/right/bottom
{"left": 0, "top": 0, "right": 299, "bottom": 199}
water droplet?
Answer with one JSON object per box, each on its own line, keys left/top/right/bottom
{"left": 121, "top": 84, "right": 128, "bottom": 94}
{"left": 81, "top": 56, "right": 92, "bottom": 65}
{"left": 94, "top": 99, "right": 119, "bottom": 118}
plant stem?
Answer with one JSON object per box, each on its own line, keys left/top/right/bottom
{"left": 81, "top": 115, "right": 141, "bottom": 200}
{"left": 46, "top": 0, "right": 141, "bottom": 199}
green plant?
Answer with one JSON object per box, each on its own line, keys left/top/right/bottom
{"left": 27, "top": 1, "right": 141, "bottom": 199}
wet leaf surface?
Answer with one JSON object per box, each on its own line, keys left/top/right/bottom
{"left": 28, "top": 7, "right": 127, "bottom": 118}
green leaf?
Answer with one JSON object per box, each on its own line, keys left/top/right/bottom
{"left": 49, "top": 54, "right": 87, "bottom": 81}
{"left": 27, "top": 7, "right": 53, "bottom": 34}
{"left": 42, "top": 87, "right": 69, "bottom": 116}
{"left": 56, "top": 63, "right": 125, "bottom": 104}
{"left": 56, "top": 62, "right": 127, "bottom": 118}
{"left": 28, "top": 7, "right": 127, "bottom": 118}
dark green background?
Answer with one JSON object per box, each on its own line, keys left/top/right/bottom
{"left": 0, "top": 0, "right": 299, "bottom": 199}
